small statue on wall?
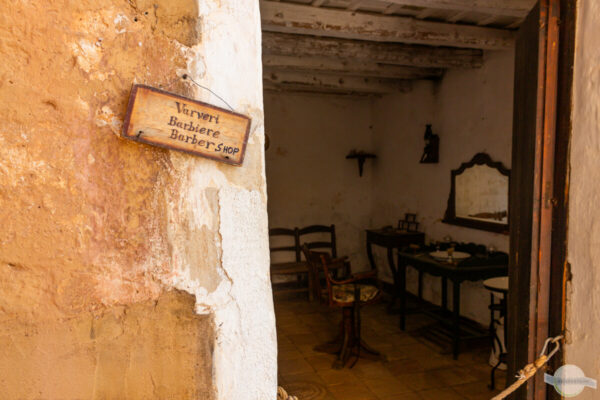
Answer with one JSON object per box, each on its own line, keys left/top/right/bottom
{"left": 420, "top": 124, "right": 439, "bottom": 164}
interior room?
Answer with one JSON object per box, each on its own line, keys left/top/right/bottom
{"left": 262, "top": 1, "right": 534, "bottom": 399}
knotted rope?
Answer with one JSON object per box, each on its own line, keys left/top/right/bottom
{"left": 277, "top": 386, "right": 298, "bottom": 400}
{"left": 491, "top": 335, "right": 563, "bottom": 400}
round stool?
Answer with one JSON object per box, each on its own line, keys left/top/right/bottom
{"left": 483, "top": 277, "right": 508, "bottom": 390}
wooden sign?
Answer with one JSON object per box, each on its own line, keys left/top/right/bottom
{"left": 122, "top": 85, "right": 251, "bottom": 165}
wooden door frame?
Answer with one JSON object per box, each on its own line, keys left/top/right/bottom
{"left": 507, "top": 0, "right": 576, "bottom": 399}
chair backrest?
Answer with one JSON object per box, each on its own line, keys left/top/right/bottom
{"left": 269, "top": 227, "right": 301, "bottom": 262}
{"left": 301, "top": 244, "right": 330, "bottom": 302}
{"left": 298, "top": 224, "right": 337, "bottom": 258}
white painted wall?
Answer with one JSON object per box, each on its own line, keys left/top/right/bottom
{"left": 264, "top": 92, "right": 375, "bottom": 268}
{"left": 565, "top": 0, "right": 600, "bottom": 395}
{"left": 371, "top": 50, "right": 514, "bottom": 324}
{"left": 172, "top": 1, "right": 277, "bottom": 399}
{"left": 264, "top": 52, "right": 514, "bottom": 326}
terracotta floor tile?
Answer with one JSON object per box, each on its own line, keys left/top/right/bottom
{"left": 306, "top": 354, "right": 339, "bottom": 371}
{"left": 395, "top": 371, "right": 446, "bottom": 392}
{"left": 377, "top": 392, "right": 421, "bottom": 400}
{"left": 416, "top": 355, "right": 456, "bottom": 371}
{"left": 284, "top": 371, "right": 327, "bottom": 385}
{"left": 280, "top": 356, "right": 315, "bottom": 376}
{"left": 278, "top": 340, "right": 297, "bottom": 353}
{"left": 289, "top": 333, "right": 320, "bottom": 345}
{"left": 466, "top": 364, "right": 495, "bottom": 383}
{"left": 376, "top": 344, "right": 409, "bottom": 361}
{"left": 432, "top": 366, "right": 481, "bottom": 386}
{"left": 279, "top": 347, "right": 305, "bottom": 361}
{"left": 284, "top": 374, "right": 336, "bottom": 400}
{"left": 361, "top": 376, "right": 413, "bottom": 397}
{"left": 327, "top": 382, "right": 378, "bottom": 400}
{"left": 416, "top": 387, "right": 465, "bottom": 400}
{"left": 276, "top": 296, "right": 498, "bottom": 400}
{"left": 397, "top": 342, "right": 440, "bottom": 360}
{"left": 453, "top": 380, "right": 499, "bottom": 400}
{"left": 278, "top": 334, "right": 294, "bottom": 344}
{"left": 350, "top": 359, "right": 392, "bottom": 376}
{"left": 387, "top": 359, "right": 426, "bottom": 376}
{"left": 317, "top": 368, "right": 361, "bottom": 386}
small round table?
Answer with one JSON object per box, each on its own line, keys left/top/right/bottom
{"left": 483, "top": 276, "right": 508, "bottom": 390}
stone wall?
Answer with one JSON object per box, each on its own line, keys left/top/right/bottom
{"left": 0, "top": 0, "right": 275, "bottom": 399}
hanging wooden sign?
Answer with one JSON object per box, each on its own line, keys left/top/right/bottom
{"left": 122, "top": 85, "right": 251, "bottom": 165}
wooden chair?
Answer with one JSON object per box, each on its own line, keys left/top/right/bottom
{"left": 298, "top": 224, "right": 337, "bottom": 258}
{"left": 269, "top": 227, "right": 311, "bottom": 296}
{"left": 303, "top": 245, "right": 384, "bottom": 368}
{"left": 301, "top": 244, "right": 350, "bottom": 304}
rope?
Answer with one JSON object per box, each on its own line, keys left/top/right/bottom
{"left": 491, "top": 335, "right": 563, "bottom": 400}
{"left": 277, "top": 386, "right": 298, "bottom": 400}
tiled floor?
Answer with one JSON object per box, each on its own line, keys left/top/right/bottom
{"left": 276, "top": 295, "right": 506, "bottom": 400}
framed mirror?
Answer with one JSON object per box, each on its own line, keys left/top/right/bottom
{"left": 443, "top": 153, "right": 510, "bottom": 234}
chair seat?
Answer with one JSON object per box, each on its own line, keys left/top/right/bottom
{"left": 332, "top": 284, "right": 379, "bottom": 303}
{"left": 270, "top": 261, "right": 308, "bottom": 275}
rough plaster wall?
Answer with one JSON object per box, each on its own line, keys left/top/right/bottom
{"left": 0, "top": 0, "right": 275, "bottom": 398}
{"left": 0, "top": 291, "right": 214, "bottom": 399}
{"left": 371, "top": 50, "right": 514, "bottom": 324}
{"left": 181, "top": 2, "right": 277, "bottom": 399}
{"left": 565, "top": 0, "right": 600, "bottom": 393}
{"left": 264, "top": 92, "right": 375, "bottom": 268}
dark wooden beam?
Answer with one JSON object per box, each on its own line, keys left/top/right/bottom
{"left": 263, "top": 55, "right": 444, "bottom": 79}
{"left": 262, "top": 32, "right": 483, "bottom": 69}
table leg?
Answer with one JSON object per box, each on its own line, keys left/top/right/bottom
{"left": 441, "top": 277, "right": 447, "bottom": 311}
{"left": 452, "top": 281, "right": 461, "bottom": 359}
{"left": 366, "top": 238, "right": 376, "bottom": 271}
{"left": 399, "top": 258, "right": 407, "bottom": 331}
{"left": 502, "top": 294, "right": 508, "bottom": 354}
{"left": 387, "top": 247, "right": 399, "bottom": 313}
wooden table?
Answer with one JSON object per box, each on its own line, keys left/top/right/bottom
{"left": 365, "top": 229, "right": 425, "bottom": 311}
{"left": 397, "top": 251, "right": 508, "bottom": 359}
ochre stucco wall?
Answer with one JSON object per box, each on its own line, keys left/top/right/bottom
{"left": 0, "top": 0, "right": 275, "bottom": 399}
{"left": 565, "top": 0, "right": 600, "bottom": 396}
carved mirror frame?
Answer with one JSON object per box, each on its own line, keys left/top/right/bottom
{"left": 443, "top": 152, "right": 510, "bottom": 234}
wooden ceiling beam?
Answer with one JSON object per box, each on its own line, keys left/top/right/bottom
{"left": 446, "top": 10, "right": 469, "bottom": 23}
{"left": 262, "top": 32, "right": 483, "bottom": 69}
{"left": 478, "top": 15, "right": 499, "bottom": 26}
{"left": 260, "top": 1, "right": 515, "bottom": 50}
{"left": 263, "top": 70, "right": 411, "bottom": 94}
{"left": 264, "top": 82, "right": 374, "bottom": 96}
{"left": 263, "top": 56, "right": 444, "bottom": 79}
{"left": 415, "top": 8, "right": 436, "bottom": 19}
{"left": 347, "top": 0, "right": 364, "bottom": 11}
{"left": 383, "top": 0, "right": 535, "bottom": 18}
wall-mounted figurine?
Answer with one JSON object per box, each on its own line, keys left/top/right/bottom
{"left": 420, "top": 124, "right": 439, "bottom": 164}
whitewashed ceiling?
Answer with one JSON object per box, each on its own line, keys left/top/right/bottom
{"left": 261, "top": 0, "right": 537, "bottom": 94}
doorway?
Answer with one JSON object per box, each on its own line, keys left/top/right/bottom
{"left": 261, "top": 1, "right": 575, "bottom": 399}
